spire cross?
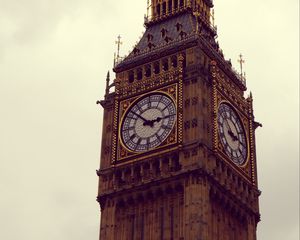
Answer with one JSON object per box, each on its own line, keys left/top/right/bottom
{"left": 115, "top": 35, "right": 123, "bottom": 61}
{"left": 238, "top": 54, "right": 245, "bottom": 76}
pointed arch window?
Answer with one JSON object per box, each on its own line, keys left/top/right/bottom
{"left": 171, "top": 55, "right": 178, "bottom": 68}
{"left": 154, "top": 62, "right": 160, "bottom": 74}
{"left": 174, "top": 0, "right": 178, "bottom": 11}
{"left": 156, "top": 4, "right": 161, "bottom": 16}
{"left": 162, "top": 2, "right": 167, "bottom": 15}
{"left": 128, "top": 70, "right": 134, "bottom": 83}
{"left": 179, "top": 0, "right": 184, "bottom": 8}
{"left": 145, "top": 65, "right": 151, "bottom": 77}
{"left": 168, "top": 0, "right": 172, "bottom": 13}
{"left": 137, "top": 68, "right": 143, "bottom": 80}
{"left": 162, "top": 59, "right": 169, "bottom": 71}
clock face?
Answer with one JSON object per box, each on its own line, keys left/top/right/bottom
{"left": 121, "top": 93, "right": 176, "bottom": 152}
{"left": 217, "top": 103, "right": 248, "bottom": 165}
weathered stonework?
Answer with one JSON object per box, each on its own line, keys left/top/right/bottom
{"left": 97, "top": 1, "right": 260, "bottom": 239}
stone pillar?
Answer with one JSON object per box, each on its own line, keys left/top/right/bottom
{"left": 100, "top": 200, "right": 116, "bottom": 240}
{"left": 183, "top": 174, "right": 210, "bottom": 240}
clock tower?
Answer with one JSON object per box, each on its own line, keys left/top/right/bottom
{"left": 97, "top": 1, "right": 261, "bottom": 239}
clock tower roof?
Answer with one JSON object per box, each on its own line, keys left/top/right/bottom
{"left": 114, "top": 0, "right": 247, "bottom": 91}
{"left": 115, "top": 11, "right": 199, "bottom": 71}
{"left": 114, "top": 0, "right": 217, "bottom": 72}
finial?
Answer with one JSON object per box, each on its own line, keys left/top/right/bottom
{"left": 147, "top": 0, "right": 150, "bottom": 19}
{"left": 105, "top": 71, "right": 110, "bottom": 96}
{"left": 114, "top": 35, "right": 123, "bottom": 64}
{"left": 193, "top": 11, "right": 200, "bottom": 33}
{"left": 211, "top": 9, "right": 215, "bottom": 26}
{"left": 238, "top": 53, "right": 245, "bottom": 77}
{"left": 113, "top": 53, "right": 116, "bottom": 67}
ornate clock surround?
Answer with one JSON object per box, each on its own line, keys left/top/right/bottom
{"left": 216, "top": 100, "right": 250, "bottom": 166}
{"left": 211, "top": 60, "right": 257, "bottom": 184}
{"left": 117, "top": 84, "right": 180, "bottom": 162}
{"left": 110, "top": 54, "right": 185, "bottom": 164}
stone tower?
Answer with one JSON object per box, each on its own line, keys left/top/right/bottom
{"left": 97, "top": 1, "right": 261, "bottom": 239}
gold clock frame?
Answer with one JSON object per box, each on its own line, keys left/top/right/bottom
{"left": 211, "top": 60, "right": 256, "bottom": 184}
{"left": 215, "top": 100, "right": 250, "bottom": 168}
{"left": 116, "top": 83, "right": 180, "bottom": 162}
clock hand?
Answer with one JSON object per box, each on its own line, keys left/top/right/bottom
{"left": 223, "top": 117, "right": 239, "bottom": 141}
{"left": 147, "top": 116, "right": 166, "bottom": 127}
{"left": 223, "top": 117, "right": 233, "bottom": 132}
{"left": 150, "top": 114, "right": 176, "bottom": 124}
{"left": 130, "top": 111, "right": 151, "bottom": 125}
{"left": 228, "top": 129, "right": 239, "bottom": 141}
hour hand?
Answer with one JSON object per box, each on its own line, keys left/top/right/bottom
{"left": 130, "top": 111, "right": 149, "bottom": 124}
{"left": 228, "top": 130, "right": 238, "bottom": 141}
{"left": 152, "top": 114, "right": 175, "bottom": 123}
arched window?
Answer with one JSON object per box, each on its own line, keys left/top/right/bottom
{"left": 137, "top": 68, "right": 143, "bottom": 80}
{"left": 179, "top": 0, "right": 184, "bottom": 8}
{"left": 174, "top": 0, "right": 178, "bottom": 11}
{"left": 171, "top": 55, "right": 178, "bottom": 68}
{"left": 168, "top": 0, "right": 172, "bottom": 13}
{"left": 162, "top": 2, "right": 167, "bottom": 15}
{"left": 128, "top": 70, "right": 134, "bottom": 83}
{"left": 154, "top": 62, "right": 160, "bottom": 74}
{"left": 162, "top": 59, "right": 169, "bottom": 71}
{"left": 145, "top": 65, "right": 151, "bottom": 77}
{"left": 156, "top": 4, "right": 161, "bottom": 16}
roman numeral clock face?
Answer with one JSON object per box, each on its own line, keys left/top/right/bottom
{"left": 121, "top": 93, "right": 176, "bottom": 152}
{"left": 217, "top": 103, "right": 248, "bottom": 166}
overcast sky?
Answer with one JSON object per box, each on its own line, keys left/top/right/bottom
{"left": 0, "top": 0, "right": 299, "bottom": 239}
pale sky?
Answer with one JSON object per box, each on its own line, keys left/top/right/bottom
{"left": 0, "top": 0, "right": 299, "bottom": 239}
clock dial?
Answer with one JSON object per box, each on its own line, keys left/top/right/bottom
{"left": 121, "top": 93, "right": 176, "bottom": 152}
{"left": 217, "top": 103, "right": 248, "bottom": 165}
